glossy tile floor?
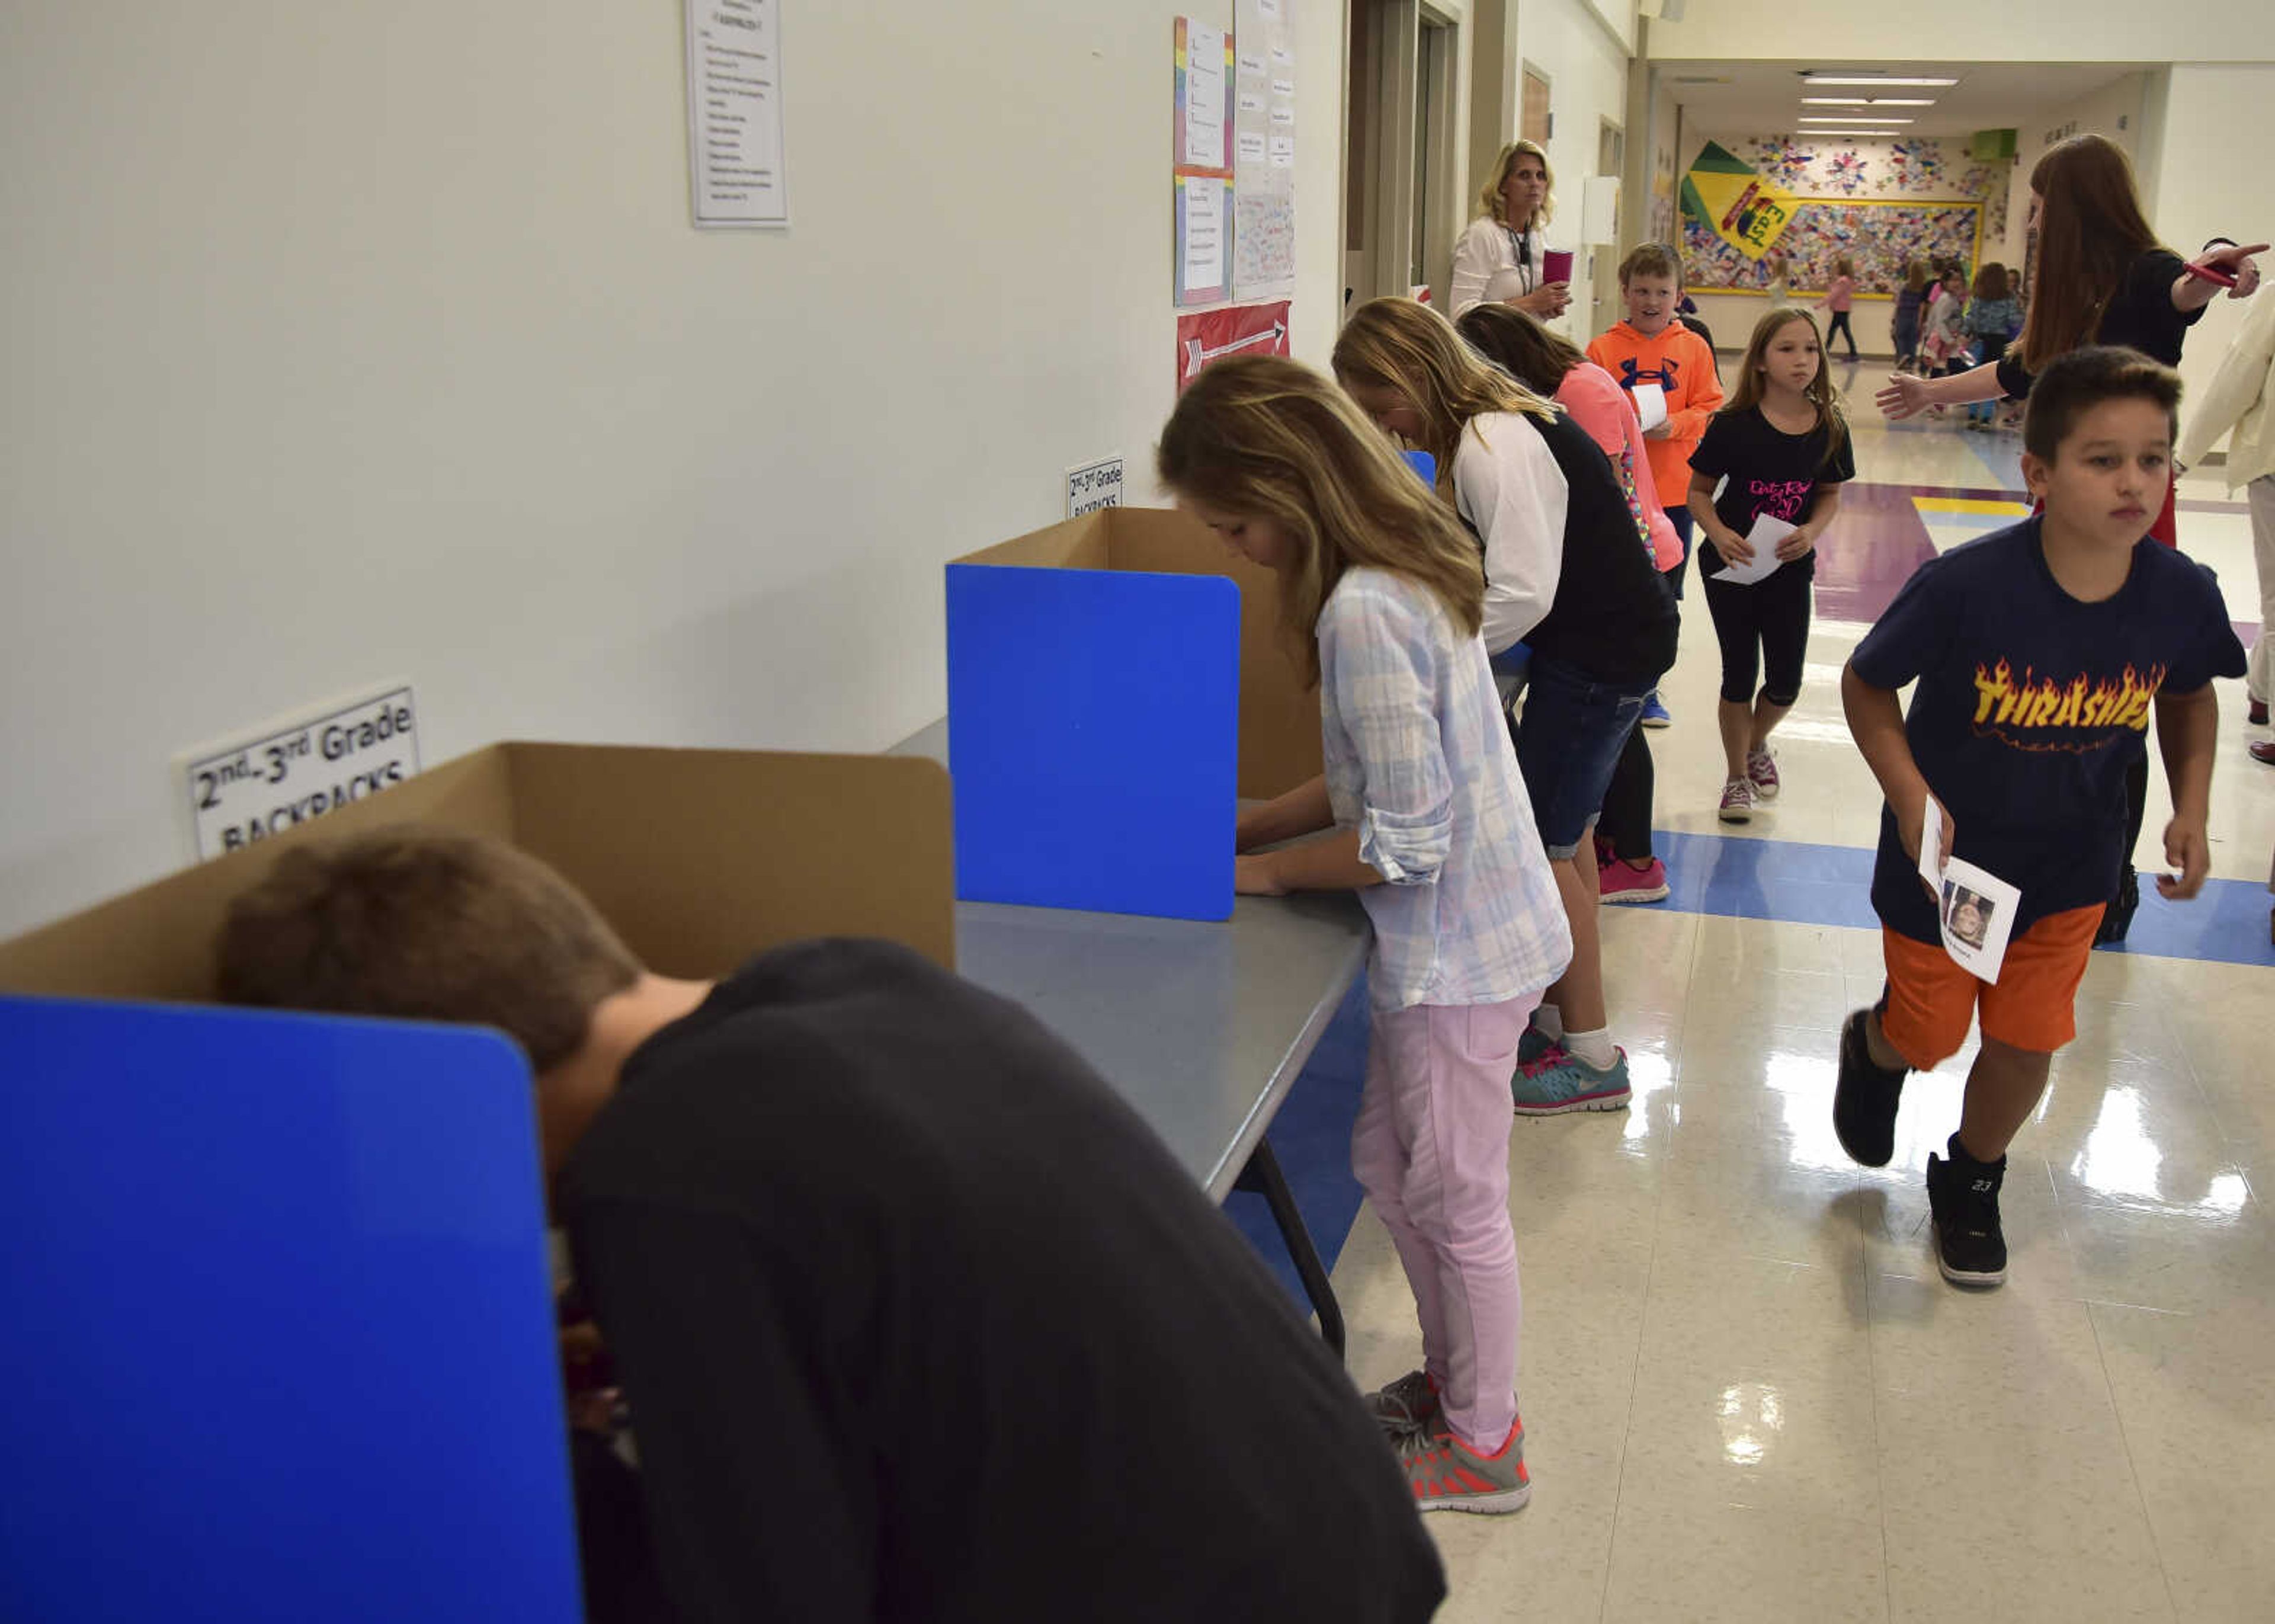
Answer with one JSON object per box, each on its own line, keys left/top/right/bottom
{"left": 1331, "top": 373, "right": 2275, "bottom": 1622}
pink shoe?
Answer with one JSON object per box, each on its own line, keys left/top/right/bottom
{"left": 1745, "top": 748, "right": 1780, "bottom": 800}
{"left": 1599, "top": 853, "right": 1670, "bottom": 904}
{"left": 1719, "top": 777, "right": 1757, "bottom": 824}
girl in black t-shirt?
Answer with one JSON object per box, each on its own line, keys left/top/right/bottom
{"left": 1688, "top": 308, "right": 1856, "bottom": 824}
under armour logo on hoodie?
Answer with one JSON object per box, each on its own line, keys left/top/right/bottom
{"left": 1617, "top": 354, "right": 1679, "bottom": 390}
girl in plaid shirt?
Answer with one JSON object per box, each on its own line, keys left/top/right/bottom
{"left": 1160, "top": 355, "right": 1572, "bottom": 1517}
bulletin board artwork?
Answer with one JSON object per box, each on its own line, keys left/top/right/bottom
{"left": 1683, "top": 199, "right": 1984, "bottom": 299}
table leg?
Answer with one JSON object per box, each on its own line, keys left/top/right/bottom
{"left": 1233, "top": 1137, "right": 1346, "bottom": 1362}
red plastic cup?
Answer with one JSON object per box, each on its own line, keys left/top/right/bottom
{"left": 1542, "top": 248, "right": 1575, "bottom": 284}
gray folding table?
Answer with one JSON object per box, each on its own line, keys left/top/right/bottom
{"left": 896, "top": 720, "right": 1368, "bottom": 1354}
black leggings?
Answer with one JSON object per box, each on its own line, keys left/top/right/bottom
{"left": 1598, "top": 726, "right": 1655, "bottom": 861}
{"left": 1703, "top": 552, "right": 1811, "bottom": 705}
{"left": 1825, "top": 309, "right": 1857, "bottom": 356}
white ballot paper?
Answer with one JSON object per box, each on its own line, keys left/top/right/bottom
{"left": 1711, "top": 512, "right": 1791, "bottom": 585}
{"left": 1630, "top": 382, "right": 1668, "bottom": 433}
{"left": 1918, "top": 796, "right": 2020, "bottom": 982}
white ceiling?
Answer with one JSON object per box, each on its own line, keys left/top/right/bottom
{"left": 1654, "top": 60, "right": 2145, "bottom": 140}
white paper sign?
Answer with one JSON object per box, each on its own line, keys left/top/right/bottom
{"left": 1710, "top": 512, "right": 1792, "bottom": 585}
{"left": 1917, "top": 797, "right": 2021, "bottom": 982}
{"left": 179, "top": 685, "right": 421, "bottom": 861}
{"left": 1066, "top": 456, "right": 1124, "bottom": 518}
{"left": 685, "top": 0, "right": 790, "bottom": 227}
{"left": 1237, "top": 131, "right": 1268, "bottom": 164}
{"left": 1630, "top": 382, "right": 1668, "bottom": 433}
{"left": 1182, "top": 175, "right": 1225, "bottom": 289}
{"left": 1185, "top": 22, "right": 1227, "bottom": 166}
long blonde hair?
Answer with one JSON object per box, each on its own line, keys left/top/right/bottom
{"left": 1331, "top": 296, "right": 1558, "bottom": 478}
{"left": 1721, "top": 305, "right": 1852, "bottom": 469}
{"left": 1475, "top": 140, "right": 1557, "bottom": 228}
{"left": 1156, "top": 355, "right": 1485, "bottom": 688}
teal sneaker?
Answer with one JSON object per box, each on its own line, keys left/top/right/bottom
{"left": 1517, "top": 1023, "right": 1562, "bottom": 1067}
{"left": 1511, "top": 1048, "right": 1632, "bottom": 1115}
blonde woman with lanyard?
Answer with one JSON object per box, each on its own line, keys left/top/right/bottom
{"left": 1450, "top": 140, "right": 1573, "bottom": 321}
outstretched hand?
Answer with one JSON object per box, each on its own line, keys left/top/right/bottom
{"left": 1876, "top": 372, "right": 1933, "bottom": 421}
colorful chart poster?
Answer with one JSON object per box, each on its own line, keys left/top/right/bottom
{"left": 1232, "top": 0, "right": 1295, "bottom": 300}
{"left": 1175, "top": 174, "right": 1232, "bottom": 305}
{"left": 1176, "top": 300, "right": 1291, "bottom": 390}
{"left": 1173, "top": 17, "right": 1235, "bottom": 307}
{"left": 1174, "top": 18, "right": 1233, "bottom": 173}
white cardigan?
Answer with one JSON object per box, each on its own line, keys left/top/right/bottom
{"left": 2177, "top": 290, "right": 2275, "bottom": 489}
{"left": 1449, "top": 216, "right": 1550, "bottom": 319}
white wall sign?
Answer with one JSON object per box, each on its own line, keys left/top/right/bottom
{"left": 178, "top": 685, "right": 422, "bottom": 861}
{"left": 1066, "top": 456, "right": 1125, "bottom": 518}
{"left": 686, "top": 0, "right": 790, "bottom": 227}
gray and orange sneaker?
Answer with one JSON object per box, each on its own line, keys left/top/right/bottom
{"left": 1394, "top": 1417, "right": 1531, "bottom": 1514}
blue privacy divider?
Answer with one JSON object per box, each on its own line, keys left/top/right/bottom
{"left": 0, "top": 997, "right": 581, "bottom": 1624}
{"left": 947, "top": 562, "right": 1241, "bottom": 920}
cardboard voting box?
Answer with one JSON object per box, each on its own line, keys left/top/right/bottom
{"left": 0, "top": 742, "right": 954, "bottom": 1619}
{"left": 0, "top": 741, "right": 958, "bottom": 1000}
{"left": 946, "top": 507, "right": 1322, "bottom": 921}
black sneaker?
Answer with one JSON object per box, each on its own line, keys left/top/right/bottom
{"left": 1833, "top": 1007, "right": 1906, "bottom": 1168}
{"left": 1926, "top": 1136, "right": 2008, "bottom": 1286}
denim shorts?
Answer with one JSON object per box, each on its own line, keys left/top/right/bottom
{"left": 1511, "top": 652, "right": 1653, "bottom": 859}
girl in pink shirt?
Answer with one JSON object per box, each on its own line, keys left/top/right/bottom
{"left": 1815, "top": 255, "right": 1859, "bottom": 361}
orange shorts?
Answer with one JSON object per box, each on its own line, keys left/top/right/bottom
{"left": 1879, "top": 903, "right": 2104, "bottom": 1068}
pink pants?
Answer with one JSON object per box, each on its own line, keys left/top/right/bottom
{"left": 1351, "top": 997, "right": 1528, "bottom": 1452}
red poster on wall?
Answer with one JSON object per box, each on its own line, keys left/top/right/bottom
{"left": 1175, "top": 300, "right": 1292, "bottom": 389}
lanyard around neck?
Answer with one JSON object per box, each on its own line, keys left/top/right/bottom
{"left": 1503, "top": 224, "right": 1536, "bottom": 292}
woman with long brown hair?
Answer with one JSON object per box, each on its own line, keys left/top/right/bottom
{"left": 1878, "top": 134, "right": 2263, "bottom": 533}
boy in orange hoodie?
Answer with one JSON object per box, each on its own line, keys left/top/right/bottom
{"left": 1587, "top": 243, "right": 1724, "bottom": 726}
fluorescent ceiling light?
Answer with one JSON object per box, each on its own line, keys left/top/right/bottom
{"left": 1802, "top": 128, "right": 1918, "bottom": 137}
{"left": 1799, "top": 116, "right": 1912, "bottom": 124}
{"left": 1803, "top": 76, "right": 1959, "bottom": 87}
{"left": 1802, "top": 97, "right": 1935, "bottom": 105}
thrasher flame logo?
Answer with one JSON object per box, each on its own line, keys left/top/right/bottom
{"left": 1970, "top": 659, "right": 2164, "bottom": 749}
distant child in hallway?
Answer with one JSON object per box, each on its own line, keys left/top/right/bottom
{"left": 1892, "top": 260, "right": 1930, "bottom": 373}
{"left": 1918, "top": 269, "right": 1972, "bottom": 379}
{"left": 1960, "top": 262, "right": 2021, "bottom": 427}
{"left": 1815, "top": 255, "right": 1859, "bottom": 361}
{"left": 1834, "top": 347, "right": 2244, "bottom": 1289}
{"left": 1686, "top": 306, "right": 1854, "bottom": 824}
